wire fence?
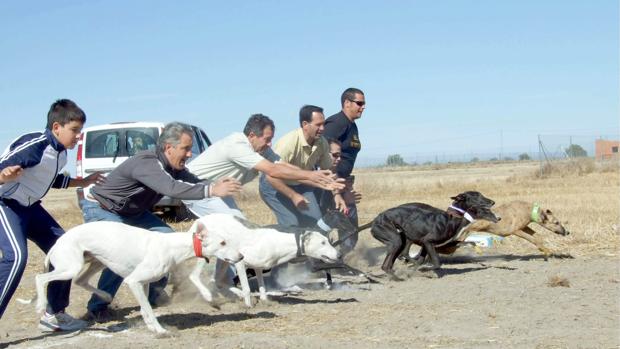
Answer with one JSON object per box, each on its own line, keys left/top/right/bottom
{"left": 356, "top": 134, "right": 620, "bottom": 168}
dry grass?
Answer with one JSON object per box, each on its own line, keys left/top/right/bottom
{"left": 43, "top": 160, "right": 620, "bottom": 258}
{"left": 547, "top": 275, "right": 571, "bottom": 288}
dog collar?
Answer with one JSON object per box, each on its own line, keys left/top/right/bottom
{"left": 463, "top": 212, "right": 475, "bottom": 222}
{"left": 531, "top": 203, "right": 541, "bottom": 223}
{"left": 449, "top": 205, "right": 466, "bottom": 214}
{"left": 193, "top": 232, "right": 203, "bottom": 258}
{"left": 294, "top": 231, "right": 306, "bottom": 257}
{"left": 450, "top": 205, "right": 474, "bottom": 222}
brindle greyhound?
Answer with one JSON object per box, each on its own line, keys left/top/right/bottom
{"left": 461, "top": 200, "right": 570, "bottom": 257}
{"left": 409, "top": 200, "right": 571, "bottom": 263}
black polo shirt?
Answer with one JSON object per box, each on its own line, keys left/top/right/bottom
{"left": 323, "top": 111, "right": 361, "bottom": 178}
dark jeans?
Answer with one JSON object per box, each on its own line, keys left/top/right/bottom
{"left": 80, "top": 199, "right": 173, "bottom": 312}
{"left": 0, "top": 200, "right": 71, "bottom": 317}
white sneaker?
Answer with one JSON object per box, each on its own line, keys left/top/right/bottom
{"left": 39, "top": 311, "right": 88, "bottom": 332}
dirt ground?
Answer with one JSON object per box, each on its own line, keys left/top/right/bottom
{"left": 2, "top": 239, "right": 619, "bottom": 348}
{"left": 1, "top": 163, "right": 619, "bottom": 348}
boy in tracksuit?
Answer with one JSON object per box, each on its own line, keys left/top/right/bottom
{"left": 0, "top": 99, "right": 103, "bottom": 332}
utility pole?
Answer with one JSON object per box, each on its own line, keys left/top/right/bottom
{"left": 500, "top": 129, "right": 503, "bottom": 161}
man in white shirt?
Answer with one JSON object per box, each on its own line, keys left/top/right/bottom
{"left": 183, "top": 114, "right": 341, "bottom": 218}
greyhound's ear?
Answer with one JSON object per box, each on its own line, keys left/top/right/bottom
{"left": 195, "top": 222, "right": 207, "bottom": 238}
{"left": 451, "top": 194, "right": 463, "bottom": 201}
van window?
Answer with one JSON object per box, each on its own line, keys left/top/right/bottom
{"left": 85, "top": 127, "right": 159, "bottom": 158}
{"left": 127, "top": 129, "right": 158, "bottom": 155}
{"left": 189, "top": 128, "right": 202, "bottom": 160}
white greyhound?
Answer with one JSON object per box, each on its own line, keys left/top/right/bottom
{"left": 188, "top": 214, "right": 341, "bottom": 307}
{"left": 34, "top": 221, "right": 243, "bottom": 334}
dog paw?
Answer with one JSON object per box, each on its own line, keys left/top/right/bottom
{"left": 422, "top": 271, "right": 440, "bottom": 279}
{"left": 207, "top": 301, "right": 221, "bottom": 310}
{"left": 389, "top": 274, "right": 404, "bottom": 282}
{"left": 153, "top": 329, "right": 173, "bottom": 338}
{"left": 417, "top": 263, "right": 437, "bottom": 273}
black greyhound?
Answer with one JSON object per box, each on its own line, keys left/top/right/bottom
{"left": 351, "top": 191, "right": 498, "bottom": 277}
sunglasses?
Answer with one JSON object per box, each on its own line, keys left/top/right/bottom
{"left": 330, "top": 152, "right": 342, "bottom": 158}
{"left": 348, "top": 99, "right": 366, "bottom": 107}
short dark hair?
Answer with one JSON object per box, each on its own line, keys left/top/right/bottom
{"left": 157, "top": 122, "right": 194, "bottom": 152}
{"left": 299, "top": 105, "right": 324, "bottom": 126}
{"left": 340, "top": 87, "right": 364, "bottom": 107}
{"left": 327, "top": 138, "right": 341, "bottom": 147}
{"left": 243, "top": 114, "right": 275, "bottom": 137}
{"left": 46, "top": 99, "right": 86, "bottom": 129}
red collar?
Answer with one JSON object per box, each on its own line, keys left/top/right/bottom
{"left": 193, "top": 233, "right": 203, "bottom": 258}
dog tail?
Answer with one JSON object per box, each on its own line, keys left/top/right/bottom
{"left": 331, "top": 221, "right": 374, "bottom": 247}
{"left": 357, "top": 222, "right": 373, "bottom": 232}
{"left": 17, "top": 246, "right": 57, "bottom": 306}
{"left": 43, "top": 246, "right": 54, "bottom": 273}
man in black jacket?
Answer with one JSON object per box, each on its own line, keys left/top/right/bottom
{"left": 323, "top": 87, "right": 366, "bottom": 252}
{"left": 79, "top": 122, "right": 241, "bottom": 320}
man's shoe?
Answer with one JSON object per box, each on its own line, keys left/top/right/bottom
{"left": 39, "top": 312, "right": 87, "bottom": 332}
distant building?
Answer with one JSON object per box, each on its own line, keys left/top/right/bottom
{"left": 595, "top": 139, "right": 619, "bottom": 160}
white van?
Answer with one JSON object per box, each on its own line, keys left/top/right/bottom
{"left": 75, "top": 121, "right": 211, "bottom": 218}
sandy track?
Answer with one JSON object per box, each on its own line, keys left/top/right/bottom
{"left": 2, "top": 245, "right": 618, "bottom": 349}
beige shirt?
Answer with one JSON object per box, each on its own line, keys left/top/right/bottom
{"left": 273, "top": 128, "right": 332, "bottom": 185}
{"left": 188, "top": 132, "right": 279, "bottom": 185}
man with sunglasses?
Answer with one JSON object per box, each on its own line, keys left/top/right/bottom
{"left": 323, "top": 87, "right": 366, "bottom": 252}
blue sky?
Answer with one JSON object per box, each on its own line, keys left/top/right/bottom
{"left": 1, "top": 1, "right": 618, "bottom": 172}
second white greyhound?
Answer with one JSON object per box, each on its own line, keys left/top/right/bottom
{"left": 188, "top": 214, "right": 341, "bottom": 307}
{"left": 34, "top": 220, "right": 243, "bottom": 334}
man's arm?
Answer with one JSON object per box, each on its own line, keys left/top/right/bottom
{"left": 130, "top": 156, "right": 212, "bottom": 199}
{"left": 254, "top": 159, "right": 343, "bottom": 191}
{"left": 67, "top": 172, "right": 105, "bottom": 188}
{"left": 272, "top": 161, "right": 336, "bottom": 188}
{"left": 265, "top": 175, "right": 309, "bottom": 209}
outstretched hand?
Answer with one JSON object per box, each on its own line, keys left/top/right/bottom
{"left": 67, "top": 171, "right": 105, "bottom": 188}
{"left": 334, "top": 194, "right": 347, "bottom": 212}
{"left": 310, "top": 170, "right": 345, "bottom": 191}
{"left": 0, "top": 165, "right": 23, "bottom": 183}
{"left": 352, "top": 190, "right": 362, "bottom": 204}
{"left": 210, "top": 177, "right": 242, "bottom": 197}
{"left": 82, "top": 172, "right": 106, "bottom": 187}
{"left": 292, "top": 193, "right": 309, "bottom": 210}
